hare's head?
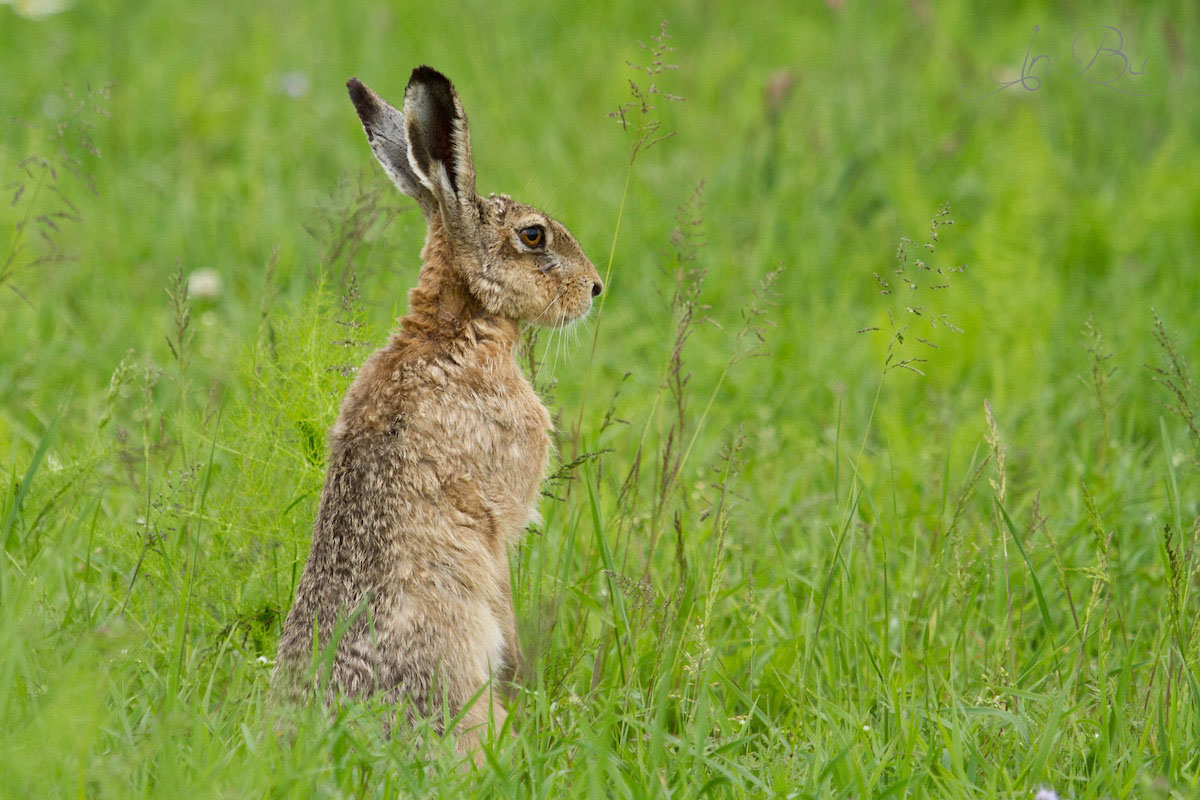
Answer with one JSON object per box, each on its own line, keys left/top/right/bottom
{"left": 347, "top": 67, "right": 602, "bottom": 328}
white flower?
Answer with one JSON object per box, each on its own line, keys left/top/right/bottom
{"left": 3, "top": 0, "right": 73, "bottom": 19}
{"left": 186, "top": 268, "right": 222, "bottom": 300}
{"left": 280, "top": 71, "right": 311, "bottom": 99}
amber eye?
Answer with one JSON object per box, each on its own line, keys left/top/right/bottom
{"left": 518, "top": 225, "right": 545, "bottom": 248}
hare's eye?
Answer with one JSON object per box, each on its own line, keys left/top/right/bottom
{"left": 518, "top": 225, "right": 545, "bottom": 248}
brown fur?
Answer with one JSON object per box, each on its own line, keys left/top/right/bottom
{"left": 273, "top": 68, "right": 601, "bottom": 759}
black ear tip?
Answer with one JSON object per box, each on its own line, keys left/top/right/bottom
{"left": 408, "top": 65, "right": 453, "bottom": 92}
{"left": 347, "top": 77, "right": 377, "bottom": 120}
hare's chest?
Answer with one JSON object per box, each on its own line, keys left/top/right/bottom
{"left": 422, "top": 368, "right": 550, "bottom": 523}
{"left": 502, "top": 393, "right": 552, "bottom": 531}
{"left": 479, "top": 379, "right": 552, "bottom": 496}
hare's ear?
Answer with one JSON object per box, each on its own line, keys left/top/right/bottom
{"left": 401, "top": 66, "right": 478, "bottom": 229}
{"left": 347, "top": 77, "right": 436, "bottom": 216}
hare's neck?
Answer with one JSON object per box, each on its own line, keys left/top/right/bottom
{"left": 394, "top": 235, "right": 520, "bottom": 354}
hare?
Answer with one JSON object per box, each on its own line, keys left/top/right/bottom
{"left": 272, "top": 66, "right": 602, "bottom": 757}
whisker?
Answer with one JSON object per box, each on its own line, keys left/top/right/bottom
{"left": 552, "top": 304, "right": 571, "bottom": 377}
{"left": 543, "top": 293, "right": 563, "bottom": 381}
{"left": 538, "top": 291, "right": 564, "bottom": 320}
{"left": 551, "top": 309, "right": 564, "bottom": 377}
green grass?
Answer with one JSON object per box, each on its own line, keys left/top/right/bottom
{"left": 3, "top": 0, "right": 1200, "bottom": 796}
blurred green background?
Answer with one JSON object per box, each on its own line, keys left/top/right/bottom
{"left": 2, "top": 0, "right": 1194, "bottom": 452}
{"left": 2, "top": 0, "right": 1199, "bottom": 796}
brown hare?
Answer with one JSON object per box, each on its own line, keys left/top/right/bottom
{"left": 272, "top": 66, "right": 602, "bottom": 758}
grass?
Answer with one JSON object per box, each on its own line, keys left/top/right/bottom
{"left": 2, "top": 0, "right": 1200, "bottom": 796}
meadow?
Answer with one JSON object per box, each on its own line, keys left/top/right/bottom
{"left": 2, "top": 0, "right": 1199, "bottom": 796}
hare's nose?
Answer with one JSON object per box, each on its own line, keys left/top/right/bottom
{"left": 591, "top": 280, "right": 603, "bottom": 298}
